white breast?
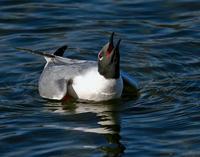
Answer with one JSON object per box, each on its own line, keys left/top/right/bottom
{"left": 70, "top": 67, "right": 123, "bottom": 101}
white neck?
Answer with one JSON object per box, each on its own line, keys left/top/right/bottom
{"left": 69, "top": 67, "right": 123, "bottom": 101}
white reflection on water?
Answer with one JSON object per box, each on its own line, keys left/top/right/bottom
{"left": 45, "top": 100, "right": 121, "bottom": 134}
{"left": 44, "top": 100, "right": 125, "bottom": 156}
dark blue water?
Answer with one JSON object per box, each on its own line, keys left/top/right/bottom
{"left": 0, "top": 0, "right": 200, "bottom": 156}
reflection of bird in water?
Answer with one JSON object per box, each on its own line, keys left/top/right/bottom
{"left": 45, "top": 100, "right": 126, "bottom": 156}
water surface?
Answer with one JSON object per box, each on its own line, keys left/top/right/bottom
{"left": 0, "top": 0, "right": 200, "bottom": 156}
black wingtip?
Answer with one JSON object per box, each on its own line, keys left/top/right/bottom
{"left": 54, "top": 45, "right": 68, "bottom": 57}
{"left": 16, "top": 47, "right": 55, "bottom": 58}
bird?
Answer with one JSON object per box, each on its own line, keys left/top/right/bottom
{"left": 19, "top": 32, "right": 138, "bottom": 102}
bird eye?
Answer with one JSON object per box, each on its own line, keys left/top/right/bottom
{"left": 98, "top": 51, "right": 103, "bottom": 61}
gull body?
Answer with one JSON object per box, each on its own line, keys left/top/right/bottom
{"left": 22, "top": 33, "right": 138, "bottom": 101}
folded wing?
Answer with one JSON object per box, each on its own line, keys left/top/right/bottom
{"left": 121, "top": 71, "right": 139, "bottom": 97}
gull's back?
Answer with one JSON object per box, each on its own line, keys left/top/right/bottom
{"left": 39, "top": 56, "right": 97, "bottom": 100}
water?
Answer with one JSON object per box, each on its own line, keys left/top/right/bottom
{"left": 0, "top": 0, "right": 200, "bottom": 156}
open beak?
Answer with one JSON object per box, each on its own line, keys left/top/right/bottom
{"left": 109, "top": 32, "right": 121, "bottom": 60}
{"left": 106, "top": 32, "right": 115, "bottom": 57}
{"left": 110, "top": 38, "right": 121, "bottom": 62}
{"left": 109, "top": 32, "right": 114, "bottom": 47}
{"left": 109, "top": 32, "right": 121, "bottom": 54}
{"left": 98, "top": 32, "right": 121, "bottom": 60}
